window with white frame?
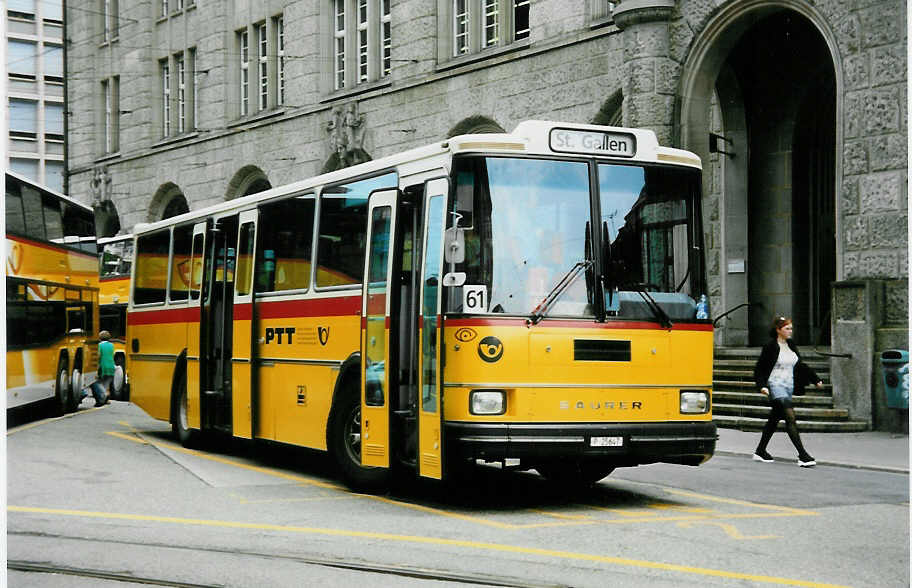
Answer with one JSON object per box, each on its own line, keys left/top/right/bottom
{"left": 161, "top": 60, "right": 171, "bottom": 136}
{"left": 589, "top": 0, "right": 615, "bottom": 23}
{"left": 334, "top": 0, "right": 346, "bottom": 89}
{"left": 332, "top": 0, "right": 392, "bottom": 91}
{"left": 257, "top": 22, "right": 268, "bottom": 110}
{"left": 189, "top": 48, "right": 198, "bottom": 129}
{"left": 176, "top": 53, "right": 186, "bottom": 132}
{"left": 161, "top": 0, "right": 168, "bottom": 18}
{"left": 380, "top": 0, "right": 391, "bottom": 76}
{"left": 239, "top": 29, "right": 249, "bottom": 115}
{"left": 8, "top": 40, "right": 37, "bottom": 79}
{"left": 101, "top": 0, "right": 119, "bottom": 41}
{"left": 102, "top": 78, "right": 121, "bottom": 152}
{"left": 276, "top": 16, "right": 285, "bottom": 105}
{"left": 445, "top": 0, "right": 530, "bottom": 58}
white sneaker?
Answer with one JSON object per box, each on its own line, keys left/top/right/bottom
{"left": 798, "top": 456, "right": 816, "bottom": 467}
{"left": 752, "top": 452, "right": 774, "bottom": 463}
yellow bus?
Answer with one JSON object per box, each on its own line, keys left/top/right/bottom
{"left": 6, "top": 171, "right": 100, "bottom": 415}
{"left": 127, "top": 121, "right": 715, "bottom": 490}
{"left": 98, "top": 234, "right": 133, "bottom": 399}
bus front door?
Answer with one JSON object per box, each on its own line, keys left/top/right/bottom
{"left": 186, "top": 222, "right": 207, "bottom": 431}
{"left": 360, "top": 189, "right": 402, "bottom": 469}
{"left": 417, "top": 179, "right": 448, "bottom": 480}
{"left": 201, "top": 215, "right": 238, "bottom": 433}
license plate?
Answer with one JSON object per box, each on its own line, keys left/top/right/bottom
{"left": 590, "top": 436, "right": 623, "bottom": 447}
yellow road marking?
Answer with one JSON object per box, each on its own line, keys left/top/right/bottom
{"left": 106, "top": 425, "right": 819, "bottom": 530}
{"left": 105, "top": 430, "right": 345, "bottom": 491}
{"left": 678, "top": 521, "right": 780, "bottom": 540}
{"left": 7, "top": 505, "right": 849, "bottom": 588}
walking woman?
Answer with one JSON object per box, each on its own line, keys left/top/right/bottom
{"left": 753, "top": 316, "right": 823, "bottom": 467}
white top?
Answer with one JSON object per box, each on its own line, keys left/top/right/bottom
{"left": 768, "top": 343, "right": 799, "bottom": 389}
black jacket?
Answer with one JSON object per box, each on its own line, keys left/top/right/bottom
{"left": 753, "top": 339, "right": 821, "bottom": 396}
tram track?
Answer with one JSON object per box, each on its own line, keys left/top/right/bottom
{"left": 8, "top": 531, "right": 570, "bottom": 588}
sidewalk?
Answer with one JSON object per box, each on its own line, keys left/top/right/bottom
{"left": 715, "top": 428, "right": 910, "bottom": 473}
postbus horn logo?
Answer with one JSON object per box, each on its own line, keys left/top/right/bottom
{"left": 477, "top": 336, "right": 504, "bottom": 363}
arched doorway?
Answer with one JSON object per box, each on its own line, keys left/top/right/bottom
{"left": 226, "top": 165, "right": 271, "bottom": 199}
{"left": 680, "top": 4, "right": 840, "bottom": 346}
{"left": 148, "top": 183, "right": 190, "bottom": 222}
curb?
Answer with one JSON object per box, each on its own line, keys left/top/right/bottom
{"left": 715, "top": 450, "right": 910, "bottom": 475}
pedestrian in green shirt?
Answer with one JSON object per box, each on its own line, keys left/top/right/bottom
{"left": 93, "top": 330, "right": 116, "bottom": 407}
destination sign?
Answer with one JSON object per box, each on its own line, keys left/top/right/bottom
{"left": 550, "top": 128, "right": 636, "bottom": 157}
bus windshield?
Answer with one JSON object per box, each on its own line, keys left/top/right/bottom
{"left": 447, "top": 156, "right": 704, "bottom": 320}
{"left": 449, "top": 156, "right": 594, "bottom": 317}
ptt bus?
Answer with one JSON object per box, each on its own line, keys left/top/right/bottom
{"left": 127, "top": 120, "right": 716, "bottom": 490}
{"left": 6, "top": 171, "right": 100, "bottom": 415}
{"left": 98, "top": 234, "right": 133, "bottom": 399}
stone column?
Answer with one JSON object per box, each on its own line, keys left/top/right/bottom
{"left": 612, "top": 0, "right": 677, "bottom": 145}
{"left": 832, "top": 280, "right": 910, "bottom": 433}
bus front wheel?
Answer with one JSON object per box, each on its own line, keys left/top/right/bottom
{"left": 328, "top": 386, "right": 389, "bottom": 493}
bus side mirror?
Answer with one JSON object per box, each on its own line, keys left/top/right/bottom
{"left": 132, "top": 339, "right": 140, "bottom": 353}
{"left": 444, "top": 227, "right": 465, "bottom": 264}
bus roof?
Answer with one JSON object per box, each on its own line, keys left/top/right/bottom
{"left": 5, "top": 170, "right": 94, "bottom": 213}
{"left": 133, "top": 120, "right": 701, "bottom": 236}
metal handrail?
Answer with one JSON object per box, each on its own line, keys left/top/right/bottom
{"left": 712, "top": 302, "right": 754, "bottom": 327}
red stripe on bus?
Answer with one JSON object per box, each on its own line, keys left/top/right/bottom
{"left": 444, "top": 317, "right": 713, "bottom": 331}
{"left": 256, "top": 296, "right": 361, "bottom": 319}
{"left": 234, "top": 302, "right": 252, "bottom": 321}
{"left": 100, "top": 276, "right": 130, "bottom": 283}
{"left": 128, "top": 307, "right": 199, "bottom": 325}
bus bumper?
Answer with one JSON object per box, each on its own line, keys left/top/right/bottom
{"left": 445, "top": 421, "right": 717, "bottom": 467}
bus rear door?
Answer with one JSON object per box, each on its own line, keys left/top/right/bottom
{"left": 231, "top": 210, "right": 257, "bottom": 439}
{"left": 417, "top": 178, "right": 449, "bottom": 480}
{"left": 360, "top": 189, "right": 402, "bottom": 469}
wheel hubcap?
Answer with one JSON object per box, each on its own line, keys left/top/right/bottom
{"left": 343, "top": 406, "right": 362, "bottom": 462}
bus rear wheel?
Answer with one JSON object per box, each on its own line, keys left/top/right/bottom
{"left": 328, "top": 386, "right": 389, "bottom": 493}
{"left": 172, "top": 376, "right": 197, "bottom": 447}
{"left": 55, "top": 362, "right": 70, "bottom": 416}
{"left": 536, "top": 462, "right": 614, "bottom": 487}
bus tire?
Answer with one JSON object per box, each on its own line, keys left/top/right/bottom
{"left": 328, "top": 386, "right": 389, "bottom": 493}
{"left": 536, "top": 462, "right": 614, "bottom": 487}
{"left": 171, "top": 375, "right": 197, "bottom": 447}
{"left": 111, "top": 364, "right": 125, "bottom": 400}
{"left": 69, "top": 368, "right": 83, "bottom": 412}
{"left": 55, "top": 360, "right": 70, "bottom": 416}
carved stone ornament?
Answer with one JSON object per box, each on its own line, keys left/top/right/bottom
{"left": 612, "top": 0, "right": 676, "bottom": 30}
{"left": 325, "top": 102, "right": 370, "bottom": 171}
{"left": 90, "top": 165, "right": 112, "bottom": 204}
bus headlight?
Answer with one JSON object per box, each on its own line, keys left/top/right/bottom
{"left": 680, "top": 390, "right": 709, "bottom": 414}
{"left": 470, "top": 390, "right": 506, "bottom": 415}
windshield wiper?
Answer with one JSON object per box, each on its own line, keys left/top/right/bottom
{"left": 528, "top": 261, "right": 592, "bottom": 326}
{"left": 622, "top": 281, "right": 673, "bottom": 329}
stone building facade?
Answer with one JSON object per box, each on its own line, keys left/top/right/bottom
{"left": 65, "top": 0, "right": 907, "bottom": 429}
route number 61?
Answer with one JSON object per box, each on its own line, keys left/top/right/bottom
{"left": 463, "top": 285, "right": 488, "bottom": 313}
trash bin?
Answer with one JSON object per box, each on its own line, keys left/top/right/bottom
{"left": 881, "top": 349, "right": 909, "bottom": 410}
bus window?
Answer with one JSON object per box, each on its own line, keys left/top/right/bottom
{"left": 190, "top": 232, "right": 204, "bottom": 300}
{"left": 236, "top": 221, "right": 255, "bottom": 296}
{"left": 256, "top": 196, "right": 314, "bottom": 293}
{"left": 134, "top": 230, "right": 171, "bottom": 304}
{"left": 43, "top": 194, "right": 63, "bottom": 240}
{"left": 21, "top": 185, "right": 45, "bottom": 240}
{"left": 6, "top": 184, "right": 25, "bottom": 234}
{"left": 169, "top": 225, "right": 193, "bottom": 302}
{"left": 316, "top": 172, "right": 396, "bottom": 288}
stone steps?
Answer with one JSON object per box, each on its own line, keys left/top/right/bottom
{"left": 712, "top": 346, "right": 869, "bottom": 433}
